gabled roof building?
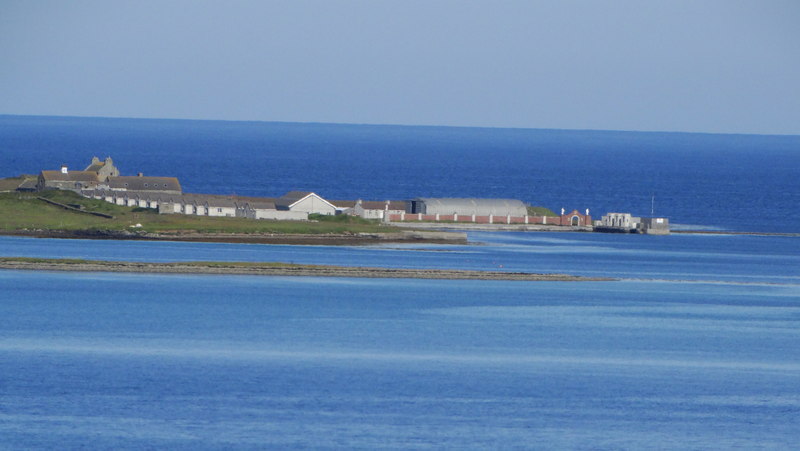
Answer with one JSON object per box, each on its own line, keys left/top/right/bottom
{"left": 84, "top": 156, "right": 120, "bottom": 181}
{"left": 37, "top": 165, "right": 101, "bottom": 192}
{"left": 276, "top": 191, "right": 336, "bottom": 215}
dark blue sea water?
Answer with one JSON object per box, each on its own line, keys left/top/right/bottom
{"left": 2, "top": 115, "right": 799, "bottom": 232}
{"left": 2, "top": 116, "right": 800, "bottom": 448}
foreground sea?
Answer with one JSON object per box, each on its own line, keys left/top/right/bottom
{"left": 1, "top": 116, "right": 799, "bottom": 448}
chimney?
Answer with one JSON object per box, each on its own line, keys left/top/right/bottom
{"left": 137, "top": 172, "right": 143, "bottom": 177}
{"left": 61, "top": 165, "right": 68, "bottom": 174}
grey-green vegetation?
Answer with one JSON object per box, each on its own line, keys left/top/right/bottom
{"left": 0, "top": 189, "right": 394, "bottom": 234}
{"left": 526, "top": 205, "right": 558, "bottom": 216}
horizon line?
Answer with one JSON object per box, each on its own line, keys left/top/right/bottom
{"left": 1, "top": 113, "right": 799, "bottom": 138}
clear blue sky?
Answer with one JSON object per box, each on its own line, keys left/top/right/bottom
{"left": 1, "top": 0, "right": 798, "bottom": 135}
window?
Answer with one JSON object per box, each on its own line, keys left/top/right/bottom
{"left": 217, "top": 208, "right": 223, "bottom": 213}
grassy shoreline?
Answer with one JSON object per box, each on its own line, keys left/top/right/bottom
{"left": 0, "top": 257, "right": 611, "bottom": 281}
{"left": 1, "top": 190, "right": 472, "bottom": 244}
{"left": 0, "top": 190, "right": 394, "bottom": 234}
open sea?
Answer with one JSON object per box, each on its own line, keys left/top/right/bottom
{"left": 2, "top": 115, "right": 800, "bottom": 232}
{"left": 1, "top": 115, "right": 800, "bottom": 449}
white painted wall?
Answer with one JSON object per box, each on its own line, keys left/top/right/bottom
{"left": 208, "top": 206, "right": 236, "bottom": 217}
{"left": 158, "top": 203, "right": 180, "bottom": 214}
{"left": 354, "top": 205, "right": 405, "bottom": 220}
{"left": 289, "top": 195, "right": 336, "bottom": 215}
{"left": 255, "top": 209, "right": 308, "bottom": 220}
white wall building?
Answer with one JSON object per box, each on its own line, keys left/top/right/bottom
{"left": 276, "top": 191, "right": 337, "bottom": 216}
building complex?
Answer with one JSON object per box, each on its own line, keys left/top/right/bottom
{"left": 24, "top": 156, "right": 668, "bottom": 233}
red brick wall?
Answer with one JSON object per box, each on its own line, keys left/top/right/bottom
{"left": 385, "top": 212, "right": 592, "bottom": 226}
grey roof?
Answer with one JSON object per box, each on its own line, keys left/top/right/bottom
{"left": 108, "top": 176, "right": 181, "bottom": 192}
{"left": 40, "top": 170, "right": 99, "bottom": 182}
{"left": 176, "top": 193, "right": 236, "bottom": 208}
{"left": 17, "top": 179, "right": 38, "bottom": 190}
{"left": 330, "top": 200, "right": 357, "bottom": 209}
{"left": 359, "top": 200, "right": 406, "bottom": 211}
{"left": 276, "top": 191, "right": 325, "bottom": 209}
{"left": 84, "top": 189, "right": 277, "bottom": 210}
{"left": 173, "top": 193, "right": 276, "bottom": 210}
{"left": 237, "top": 199, "right": 277, "bottom": 210}
{"left": 415, "top": 198, "right": 528, "bottom": 216}
{"left": 280, "top": 191, "right": 313, "bottom": 201}
{"left": 83, "top": 189, "right": 174, "bottom": 203}
{"left": 332, "top": 200, "right": 406, "bottom": 210}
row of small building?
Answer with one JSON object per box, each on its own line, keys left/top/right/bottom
{"left": 32, "top": 157, "right": 668, "bottom": 233}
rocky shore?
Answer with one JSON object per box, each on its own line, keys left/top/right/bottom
{"left": 0, "top": 258, "right": 611, "bottom": 282}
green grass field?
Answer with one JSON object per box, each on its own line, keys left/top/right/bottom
{"left": 0, "top": 175, "right": 35, "bottom": 192}
{"left": 0, "top": 190, "right": 394, "bottom": 234}
{"left": 526, "top": 206, "right": 558, "bottom": 217}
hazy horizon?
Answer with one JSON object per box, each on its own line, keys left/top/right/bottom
{"left": 5, "top": 113, "right": 800, "bottom": 138}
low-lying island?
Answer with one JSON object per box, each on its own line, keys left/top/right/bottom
{"left": 0, "top": 257, "right": 612, "bottom": 281}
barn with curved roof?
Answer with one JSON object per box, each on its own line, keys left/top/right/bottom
{"left": 409, "top": 198, "right": 527, "bottom": 217}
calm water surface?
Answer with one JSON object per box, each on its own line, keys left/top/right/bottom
{"left": 2, "top": 231, "right": 799, "bottom": 283}
{"left": 1, "top": 233, "right": 799, "bottom": 448}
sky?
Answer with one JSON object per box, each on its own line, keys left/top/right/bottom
{"left": 1, "top": 0, "right": 799, "bottom": 135}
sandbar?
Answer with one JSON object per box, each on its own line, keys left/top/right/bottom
{"left": 0, "top": 258, "right": 610, "bottom": 281}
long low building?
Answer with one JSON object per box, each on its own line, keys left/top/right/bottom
{"left": 84, "top": 190, "right": 309, "bottom": 220}
{"left": 84, "top": 189, "right": 173, "bottom": 210}
{"left": 156, "top": 193, "right": 305, "bottom": 220}
{"left": 408, "top": 198, "right": 528, "bottom": 217}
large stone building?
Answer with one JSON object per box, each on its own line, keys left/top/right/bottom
{"left": 85, "top": 157, "right": 120, "bottom": 181}
{"left": 37, "top": 166, "right": 101, "bottom": 192}
{"left": 37, "top": 156, "right": 121, "bottom": 192}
